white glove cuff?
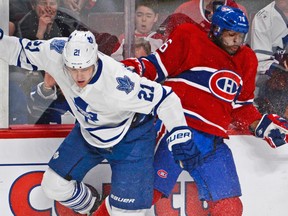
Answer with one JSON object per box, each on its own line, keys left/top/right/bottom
{"left": 167, "top": 129, "right": 192, "bottom": 151}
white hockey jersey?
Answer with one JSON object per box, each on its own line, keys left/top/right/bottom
{"left": 250, "top": 1, "right": 288, "bottom": 74}
{"left": 0, "top": 35, "right": 186, "bottom": 148}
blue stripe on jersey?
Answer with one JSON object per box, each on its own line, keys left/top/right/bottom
{"left": 86, "top": 118, "right": 129, "bottom": 143}
{"left": 176, "top": 69, "right": 211, "bottom": 88}
{"left": 143, "top": 55, "right": 166, "bottom": 83}
{"left": 152, "top": 87, "right": 173, "bottom": 116}
{"left": 89, "top": 58, "right": 103, "bottom": 84}
{"left": 18, "top": 38, "right": 38, "bottom": 70}
{"left": 253, "top": 49, "right": 273, "bottom": 55}
{"left": 89, "top": 128, "right": 125, "bottom": 143}
{"left": 86, "top": 118, "right": 128, "bottom": 132}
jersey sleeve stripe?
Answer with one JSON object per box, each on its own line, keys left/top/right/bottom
{"left": 144, "top": 53, "right": 168, "bottom": 83}
{"left": 152, "top": 87, "right": 172, "bottom": 116}
{"left": 184, "top": 109, "right": 227, "bottom": 134}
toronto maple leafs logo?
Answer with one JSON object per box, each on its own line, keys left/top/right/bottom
{"left": 116, "top": 75, "right": 135, "bottom": 94}
{"left": 50, "top": 39, "right": 66, "bottom": 54}
{"left": 87, "top": 36, "right": 94, "bottom": 44}
{"left": 73, "top": 97, "right": 98, "bottom": 122}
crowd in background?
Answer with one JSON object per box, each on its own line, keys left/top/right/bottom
{"left": 7, "top": 0, "right": 288, "bottom": 126}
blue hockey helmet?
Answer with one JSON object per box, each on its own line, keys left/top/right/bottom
{"left": 211, "top": 5, "right": 249, "bottom": 37}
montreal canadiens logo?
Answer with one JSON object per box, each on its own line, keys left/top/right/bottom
{"left": 209, "top": 70, "right": 242, "bottom": 102}
{"left": 157, "top": 169, "right": 168, "bottom": 178}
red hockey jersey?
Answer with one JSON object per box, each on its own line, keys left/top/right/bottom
{"left": 141, "top": 23, "right": 262, "bottom": 137}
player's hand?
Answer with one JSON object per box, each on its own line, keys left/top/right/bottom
{"left": 167, "top": 126, "right": 202, "bottom": 172}
{"left": 254, "top": 114, "right": 288, "bottom": 148}
{"left": 121, "top": 57, "right": 145, "bottom": 76}
{"left": 43, "top": 72, "right": 56, "bottom": 88}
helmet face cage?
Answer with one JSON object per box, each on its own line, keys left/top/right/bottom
{"left": 63, "top": 30, "right": 98, "bottom": 69}
{"left": 211, "top": 5, "right": 249, "bottom": 38}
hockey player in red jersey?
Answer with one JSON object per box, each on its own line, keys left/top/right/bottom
{"left": 93, "top": 6, "right": 288, "bottom": 216}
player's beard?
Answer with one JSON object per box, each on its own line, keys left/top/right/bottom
{"left": 217, "top": 37, "right": 241, "bottom": 55}
{"left": 221, "top": 44, "right": 240, "bottom": 55}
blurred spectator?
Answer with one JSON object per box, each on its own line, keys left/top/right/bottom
{"left": 173, "top": 0, "right": 247, "bottom": 32}
{"left": 60, "top": 0, "right": 93, "bottom": 14}
{"left": 89, "top": 0, "right": 124, "bottom": 13}
{"left": 15, "top": 0, "right": 119, "bottom": 53}
{"left": 157, "top": 12, "right": 197, "bottom": 42}
{"left": 59, "top": 0, "right": 97, "bottom": 23}
{"left": 112, "top": 0, "right": 163, "bottom": 60}
{"left": 134, "top": 37, "right": 152, "bottom": 58}
{"left": 95, "top": 32, "right": 120, "bottom": 56}
{"left": 16, "top": 0, "right": 87, "bottom": 39}
{"left": 251, "top": 0, "right": 288, "bottom": 118}
{"left": 9, "top": 0, "right": 32, "bottom": 30}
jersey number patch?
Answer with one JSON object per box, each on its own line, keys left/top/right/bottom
{"left": 138, "top": 84, "right": 155, "bottom": 102}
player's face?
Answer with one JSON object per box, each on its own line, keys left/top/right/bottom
{"left": 66, "top": 65, "right": 95, "bottom": 88}
{"left": 218, "top": 30, "right": 245, "bottom": 55}
{"left": 135, "top": 6, "right": 158, "bottom": 34}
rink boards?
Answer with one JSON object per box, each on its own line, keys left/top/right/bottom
{"left": 0, "top": 135, "right": 288, "bottom": 216}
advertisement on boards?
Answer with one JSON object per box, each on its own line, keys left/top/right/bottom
{"left": 1, "top": 136, "right": 288, "bottom": 216}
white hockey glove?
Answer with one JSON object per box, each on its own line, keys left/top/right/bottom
{"left": 254, "top": 114, "right": 288, "bottom": 148}
{"left": 167, "top": 126, "right": 202, "bottom": 172}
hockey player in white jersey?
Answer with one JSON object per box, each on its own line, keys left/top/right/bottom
{"left": 0, "top": 29, "right": 196, "bottom": 215}
{"left": 250, "top": 0, "right": 288, "bottom": 96}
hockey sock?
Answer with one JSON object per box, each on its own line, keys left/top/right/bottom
{"left": 152, "top": 189, "right": 164, "bottom": 205}
{"left": 92, "top": 196, "right": 110, "bottom": 216}
{"left": 59, "top": 182, "right": 95, "bottom": 214}
{"left": 208, "top": 197, "right": 243, "bottom": 216}
{"left": 91, "top": 201, "right": 109, "bottom": 216}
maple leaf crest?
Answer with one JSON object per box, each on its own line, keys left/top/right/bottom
{"left": 50, "top": 39, "right": 66, "bottom": 54}
{"left": 116, "top": 75, "right": 135, "bottom": 94}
